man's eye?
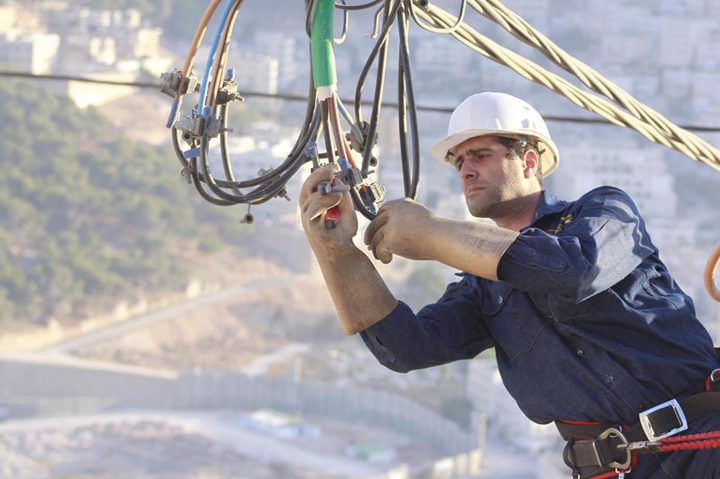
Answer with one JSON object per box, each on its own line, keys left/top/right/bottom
{"left": 455, "top": 160, "right": 464, "bottom": 171}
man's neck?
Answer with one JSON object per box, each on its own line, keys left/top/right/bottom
{"left": 493, "top": 190, "right": 543, "bottom": 232}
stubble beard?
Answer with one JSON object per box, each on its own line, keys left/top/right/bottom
{"left": 466, "top": 186, "right": 504, "bottom": 219}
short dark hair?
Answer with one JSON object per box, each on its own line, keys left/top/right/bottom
{"left": 496, "top": 136, "right": 544, "bottom": 187}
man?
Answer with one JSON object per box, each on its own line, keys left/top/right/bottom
{"left": 299, "top": 92, "right": 720, "bottom": 478}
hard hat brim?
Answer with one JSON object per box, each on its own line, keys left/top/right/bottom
{"left": 429, "top": 129, "right": 560, "bottom": 177}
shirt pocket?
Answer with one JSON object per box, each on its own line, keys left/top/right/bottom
{"left": 482, "top": 284, "right": 550, "bottom": 362}
{"left": 549, "top": 290, "right": 612, "bottom": 320}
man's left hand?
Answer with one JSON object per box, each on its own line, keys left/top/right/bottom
{"left": 364, "top": 199, "right": 439, "bottom": 264}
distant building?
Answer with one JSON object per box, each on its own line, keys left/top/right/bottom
{"left": 62, "top": 71, "right": 138, "bottom": 109}
{"left": 661, "top": 69, "right": 692, "bottom": 100}
{"left": 232, "top": 52, "right": 280, "bottom": 95}
{"left": 0, "top": 6, "right": 18, "bottom": 31}
{"left": 659, "top": 19, "right": 715, "bottom": 69}
{"left": 0, "top": 32, "right": 60, "bottom": 74}
{"left": 552, "top": 143, "right": 677, "bottom": 220}
{"left": 252, "top": 32, "right": 300, "bottom": 88}
{"left": 412, "top": 35, "right": 475, "bottom": 77}
{"left": 708, "top": 0, "right": 720, "bottom": 16}
{"left": 691, "top": 72, "right": 720, "bottom": 124}
{"left": 694, "top": 34, "right": 720, "bottom": 71}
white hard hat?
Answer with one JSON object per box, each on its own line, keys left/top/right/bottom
{"left": 429, "top": 92, "right": 560, "bottom": 176}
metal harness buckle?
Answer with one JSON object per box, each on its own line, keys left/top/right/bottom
{"left": 597, "top": 427, "right": 632, "bottom": 471}
{"left": 638, "top": 398, "right": 688, "bottom": 442}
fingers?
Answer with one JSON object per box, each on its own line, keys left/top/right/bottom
{"left": 301, "top": 188, "right": 346, "bottom": 223}
{"left": 367, "top": 230, "right": 393, "bottom": 264}
{"left": 299, "top": 165, "right": 353, "bottom": 227}
{"left": 364, "top": 209, "right": 389, "bottom": 246}
{"left": 299, "top": 164, "right": 336, "bottom": 204}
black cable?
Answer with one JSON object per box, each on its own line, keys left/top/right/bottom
{"left": 398, "top": 4, "right": 420, "bottom": 199}
{"left": 353, "top": 0, "right": 401, "bottom": 123}
{"left": 361, "top": 0, "right": 397, "bottom": 173}
{"left": 335, "top": 0, "right": 385, "bottom": 10}
{"left": 305, "top": 0, "right": 316, "bottom": 38}
{"left": 320, "top": 100, "right": 336, "bottom": 164}
{"left": 357, "top": 0, "right": 403, "bottom": 174}
{"left": 173, "top": 9, "right": 326, "bottom": 207}
{"left": 188, "top": 157, "right": 235, "bottom": 206}
{"left": 218, "top": 103, "right": 244, "bottom": 195}
{"left": 335, "top": 0, "right": 350, "bottom": 44}
{"left": 4, "top": 70, "right": 718, "bottom": 132}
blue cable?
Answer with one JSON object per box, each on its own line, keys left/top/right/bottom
{"left": 198, "top": 0, "right": 236, "bottom": 119}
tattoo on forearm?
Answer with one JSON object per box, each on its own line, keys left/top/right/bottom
{"left": 458, "top": 224, "right": 507, "bottom": 255}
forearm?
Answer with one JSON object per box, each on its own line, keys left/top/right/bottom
{"left": 312, "top": 242, "right": 398, "bottom": 335}
{"left": 428, "top": 218, "right": 518, "bottom": 281}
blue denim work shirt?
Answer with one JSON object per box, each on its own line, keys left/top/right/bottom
{"left": 361, "top": 186, "right": 719, "bottom": 425}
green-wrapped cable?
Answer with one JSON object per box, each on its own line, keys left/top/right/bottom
{"left": 311, "top": 0, "right": 337, "bottom": 99}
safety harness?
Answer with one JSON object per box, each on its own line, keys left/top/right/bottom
{"left": 558, "top": 369, "right": 720, "bottom": 479}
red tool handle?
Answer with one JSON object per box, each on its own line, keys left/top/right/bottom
{"left": 325, "top": 206, "right": 341, "bottom": 229}
{"left": 315, "top": 181, "right": 341, "bottom": 229}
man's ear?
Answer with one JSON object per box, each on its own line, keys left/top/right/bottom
{"left": 522, "top": 149, "right": 539, "bottom": 179}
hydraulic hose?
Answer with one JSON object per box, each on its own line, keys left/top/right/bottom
{"left": 705, "top": 243, "right": 720, "bottom": 302}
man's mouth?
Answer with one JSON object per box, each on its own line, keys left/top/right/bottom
{"left": 465, "top": 186, "right": 486, "bottom": 195}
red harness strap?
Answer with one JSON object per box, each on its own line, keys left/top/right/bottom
{"left": 559, "top": 369, "right": 720, "bottom": 479}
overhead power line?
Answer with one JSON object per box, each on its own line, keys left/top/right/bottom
{"left": 3, "top": 69, "right": 720, "bottom": 133}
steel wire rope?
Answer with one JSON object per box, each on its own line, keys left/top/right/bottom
{"left": 464, "top": 0, "right": 720, "bottom": 169}
{"left": 409, "top": 0, "right": 720, "bottom": 171}
{"left": 409, "top": 3, "right": 720, "bottom": 172}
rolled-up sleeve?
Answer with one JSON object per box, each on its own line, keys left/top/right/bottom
{"left": 360, "top": 275, "right": 493, "bottom": 373}
{"left": 497, "top": 187, "right": 655, "bottom": 303}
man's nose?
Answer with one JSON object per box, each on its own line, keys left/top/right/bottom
{"left": 461, "top": 162, "right": 477, "bottom": 181}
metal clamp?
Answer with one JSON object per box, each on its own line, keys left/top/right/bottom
{"left": 639, "top": 399, "right": 688, "bottom": 442}
{"left": 597, "top": 428, "right": 631, "bottom": 471}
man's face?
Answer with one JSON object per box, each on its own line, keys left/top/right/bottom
{"left": 449, "top": 136, "right": 528, "bottom": 219}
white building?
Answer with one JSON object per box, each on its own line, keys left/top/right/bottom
{"left": 661, "top": 68, "right": 692, "bottom": 100}
{"left": 412, "top": 35, "right": 476, "bottom": 76}
{"left": 694, "top": 34, "right": 720, "bottom": 71}
{"left": 708, "top": 0, "right": 720, "bottom": 16}
{"left": 0, "top": 6, "right": 18, "bottom": 31}
{"left": 552, "top": 143, "right": 677, "bottom": 220}
{"left": 659, "top": 19, "right": 715, "bottom": 69}
{"left": 0, "top": 32, "right": 60, "bottom": 74}
{"left": 232, "top": 52, "right": 280, "bottom": 95}
{"left": 253, "top": 32, "right": 300, "bottom": 88}
{"left": 691, "top": 72, "right": 720, "bottom": 124}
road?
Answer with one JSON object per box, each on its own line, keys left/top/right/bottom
{"left": 42, "top": 276, "right": 296, "bottom": 355}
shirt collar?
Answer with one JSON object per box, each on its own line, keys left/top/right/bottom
{"left": 532, "top": 190, "right": 568, "bottom": 224}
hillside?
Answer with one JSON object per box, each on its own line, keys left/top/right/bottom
{"left": 0, "top": 79, "right": 253, "bottom": 327}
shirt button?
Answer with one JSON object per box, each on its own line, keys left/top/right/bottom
{"left": 498, "top": 296, "right": 503, "bottom": 304}
{"left": 604, "top": 374, "right": 615, "bottom": 383}
{"left": 576, "top": 348, "right": 585, "bottom": 358}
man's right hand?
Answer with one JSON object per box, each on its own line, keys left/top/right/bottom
{"left": 299, "top": 165, "right": 357, "bottom": 255}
